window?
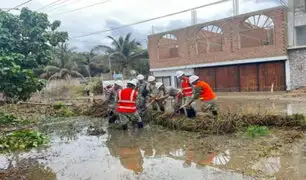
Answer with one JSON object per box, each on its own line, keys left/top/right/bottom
{"left": 239, "top": 15, "right": 274, "bottom": 48}
{"left": 197, "top": 25, "right": 224, "bottom": 54}
{"left": 158, "top": 34, "right": 179, "bottom": 59}
{"left": 156, "top": 76, "right": 171, "bottom": 87}
{"left": 296, "top": 26, "right": 306, "bottom": 46}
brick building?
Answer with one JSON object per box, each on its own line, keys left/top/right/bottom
{"left": 148, "top": 6, "right": 289, "bottom": 91}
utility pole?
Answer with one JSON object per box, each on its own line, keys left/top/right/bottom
{"left": 191, "top": 9, "right": 197, "bottom": 25}
{"left": 233, "top": 0, "right": 239, "bottom": 16}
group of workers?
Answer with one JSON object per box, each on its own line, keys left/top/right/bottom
{"left": 103, "top": 71, "right": 218, "bottom": 130}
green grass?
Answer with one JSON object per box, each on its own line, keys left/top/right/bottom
{"left": 247, "top": 125, "right": 269, "bottom": 138}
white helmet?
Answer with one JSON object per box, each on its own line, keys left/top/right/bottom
{"left": 156, "top": 82, "right": 164, "bottom": 89}
{"left": 103, "top": 81, "right": 112, "bottom": 87}
{"left": 132, "top": 79, "right": 139, "bottom": 84}
{"left": 176, "top": 71, "right": 184, "bottom": 78}
{"left": 148, "top": 76, "right": 156, "bottom": 82}
{"left": 189, "top": 75, "right": 199, "bottom": 84}
{"left": 114, "top": 80, "right": 123, "bottom": 87}
{"left": 136, "top": 74, "right": 145, "bottom": 80}
{"left": 127, "top": 79, "right": 137, "bottom": 86}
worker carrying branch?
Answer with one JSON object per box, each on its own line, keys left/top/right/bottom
{"left": 147, "top": 76, "right": 166, "bottom": 112}
{"left": 116, "top": 79, "right": 143, "bottom": 130}
{"left": 181, "top": 75, "right": 218, "bottom": 116}
{"left": 136, "top": 74, "right": 149, "bottom": 114}
{"left": 155, "top": 82, "right": 184, "bottom": 113}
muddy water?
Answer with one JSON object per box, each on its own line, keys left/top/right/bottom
{"left": 1, "top": 117, "right": 306, "bottom": 180}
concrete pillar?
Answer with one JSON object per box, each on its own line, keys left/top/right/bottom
{"left": 285, "top": 60, "right": 291, "bottom": 90}
{"left": 233, "top": 0, "right": 239, "bottom": 16}
{"left": 287, "top": 0, "right": 295, "bottom": 47}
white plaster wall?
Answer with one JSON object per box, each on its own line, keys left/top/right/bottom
{"left": 152, "top": 68, "right": 194, "bottom": 87}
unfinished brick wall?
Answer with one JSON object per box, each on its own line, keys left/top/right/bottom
{"left": 148, "top": 7, "right": 287, "bottom": 69}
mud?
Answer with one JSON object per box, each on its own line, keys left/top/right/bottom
{"left": 0, "top": 117, "right": 306, "bottom": 180}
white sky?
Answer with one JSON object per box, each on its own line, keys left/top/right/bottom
{"left": 1, "top": 0, "right": 284, "bottom": 51}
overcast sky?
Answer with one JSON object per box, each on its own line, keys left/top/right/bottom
{"left": 1, "top": 0, "right": 285, "bottom": 51}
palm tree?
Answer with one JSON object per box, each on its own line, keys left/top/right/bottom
{"left": 94, "top": 33, "right": 148, "bottom": 76}
{"left": 44, "top": 43, "right": 84, "bottom": 80}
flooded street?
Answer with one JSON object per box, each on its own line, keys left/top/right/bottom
{"left": 1, "top": 116, "right": 306, "bottom": 180}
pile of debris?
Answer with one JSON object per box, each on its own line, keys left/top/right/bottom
{"left": 152, "top": 112, "right": 306, "bottom": 134}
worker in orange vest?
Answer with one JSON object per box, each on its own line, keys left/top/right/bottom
{"left": 116, "top": 79, "right": 143, "bottom": 130}
{"left": 182, "top": 75, "right": 218, "bottom": 116}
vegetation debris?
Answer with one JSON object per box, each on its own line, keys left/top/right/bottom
{"left": 0, "top": 130, "right": 49, "bottom": 152}
{"left": 151, "top": 112, "right": 306, "bottom": 134}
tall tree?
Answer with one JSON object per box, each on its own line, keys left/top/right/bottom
{"left": 94, "top": 33, "right": 148, "bottom": 76}
{"left": 44, "top": 43, "right": 84, "bottom": 80}
{"left": 0, "top": 8, "right": 68, "bottom": 102}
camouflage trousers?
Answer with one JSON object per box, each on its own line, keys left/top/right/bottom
{"left": 152, "top": 101, "right": 165, "bottom": 112}
{"left": 172, "top": 96, "right": 183, "bottom": 110}
{"left": 118, "top": 112, "right": 142, "bottom": 127}
{"left": 137, "top": 96, "right": 147, "bottom": 111}
{"left": 200, "top": 99, "right": 218, "bottom": 115}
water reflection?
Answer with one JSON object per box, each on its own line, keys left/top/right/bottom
{"left": 0, "top": 156, "right": 56, "bottom": 180}
{"left": 1, "top": 117, "right": 306, "bottom": 179}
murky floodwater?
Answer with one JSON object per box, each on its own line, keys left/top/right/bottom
{"left": 1, "top": 117, "right": 306, "bottom": 180}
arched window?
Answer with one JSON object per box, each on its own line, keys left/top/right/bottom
{"left": 239, "top": 14, "right": 274, "bottom": 48}
{"left": 196, "top": 25, "right": 224, "bottom": 54}
{"left": 158, "top": 33, "right": 179, "bottom": 59}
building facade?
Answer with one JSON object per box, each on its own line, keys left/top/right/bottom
{"left": 287, "top": 0, "right": 306, "bottom": 89}
{"left": 148, "top": 7, "right": 289, "bottom": 91}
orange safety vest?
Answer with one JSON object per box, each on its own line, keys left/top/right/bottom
{"left": 182, "top": 78, "right": 193, "bottom": 97}
{"left": 116, "top": 88, "right": 137, "bottom": 113}
{"left": 195, "top": 81, "right": 216, "bottom": 101}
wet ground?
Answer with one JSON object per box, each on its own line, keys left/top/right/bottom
{"left": 1, "top": 116, "right": 306, "bottom": 180}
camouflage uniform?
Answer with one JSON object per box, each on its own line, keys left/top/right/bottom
{"left": 186, "top": 86, "right": 218, "bottom": 114}
{"left": 165, "top": 86, "right": 183, "bottom": 110}
{"left": 117, "top": 111, "right": 142, "bottom": 129}
{"left": 147, "top": 84, "right": 166, "bottom": 112}
{"left": 136, "top": 81, "right": 149, "bottom": 112}
{"left": 105, "top": 87, "right": 119, "bottom": 123}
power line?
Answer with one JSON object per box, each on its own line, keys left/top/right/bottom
{"left": 52, "top": 0, "right": 112, "bottom": 16}
{"left": 36, "top": 0, "right": 66, "bottom": 11}
{"left": 6, "top": 0, "right": 33, "bottom": 12}
{"left": 47, "top": 0, "right": 81, "bottom": 12}
{"left": 73, "top": 0, "right": 230, "bottom": 39}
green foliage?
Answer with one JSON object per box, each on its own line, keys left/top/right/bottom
{"left": 0, "top": 130, "right": 49, "bottom": 152}
{"left": 53, "top": 101, "right": 63, "bottom": 110}
{"left": 0, "top": 55, "right": 46, "bottom": 102}
{"left": 91, "top": 79, "right": 103, "bottom": 95}
{"left": 0, "top": 8, "right": 68, "bottom": 102}
{"left": 52, "top": 102, "right": 75, "bottom": 117}
{"left": 0, "top": 112, "right": 35, "bottom": 127}
{"left": 94, "top": 33, "right": 148, "bottom": 75}
{"left": 55, "top": 107, "right": 75, "bottom": 117}
{"left": 0, "top": 112, "right": 18, "bottom": 125}
{"left": 247, "top": 126, "right": 269, "bottom": 138}
{"left": 44, "top": 43, "right": 84, "bottom": 80}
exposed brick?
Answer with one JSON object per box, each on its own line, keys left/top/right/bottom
{"left": 148, "top": 7, "right": 287, "bottom": 69}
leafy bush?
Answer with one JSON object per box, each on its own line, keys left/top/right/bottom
{"left": 53, "top": 101, "right": 63, "bottom": 110}
{"left": 55, "top": 107, "right": 75, "bottom": 117}
{"left": 0, "top": 130, "right": 49, "bottom": 152}
{"left": 247, "top": 126, "right": 269, "bottom": 138}
{"left": 0, "top": 112, "right": 18, "bottom": 125}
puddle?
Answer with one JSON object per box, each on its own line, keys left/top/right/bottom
{"left": 1, "top": 117, "right": 306, "bottom": 180}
